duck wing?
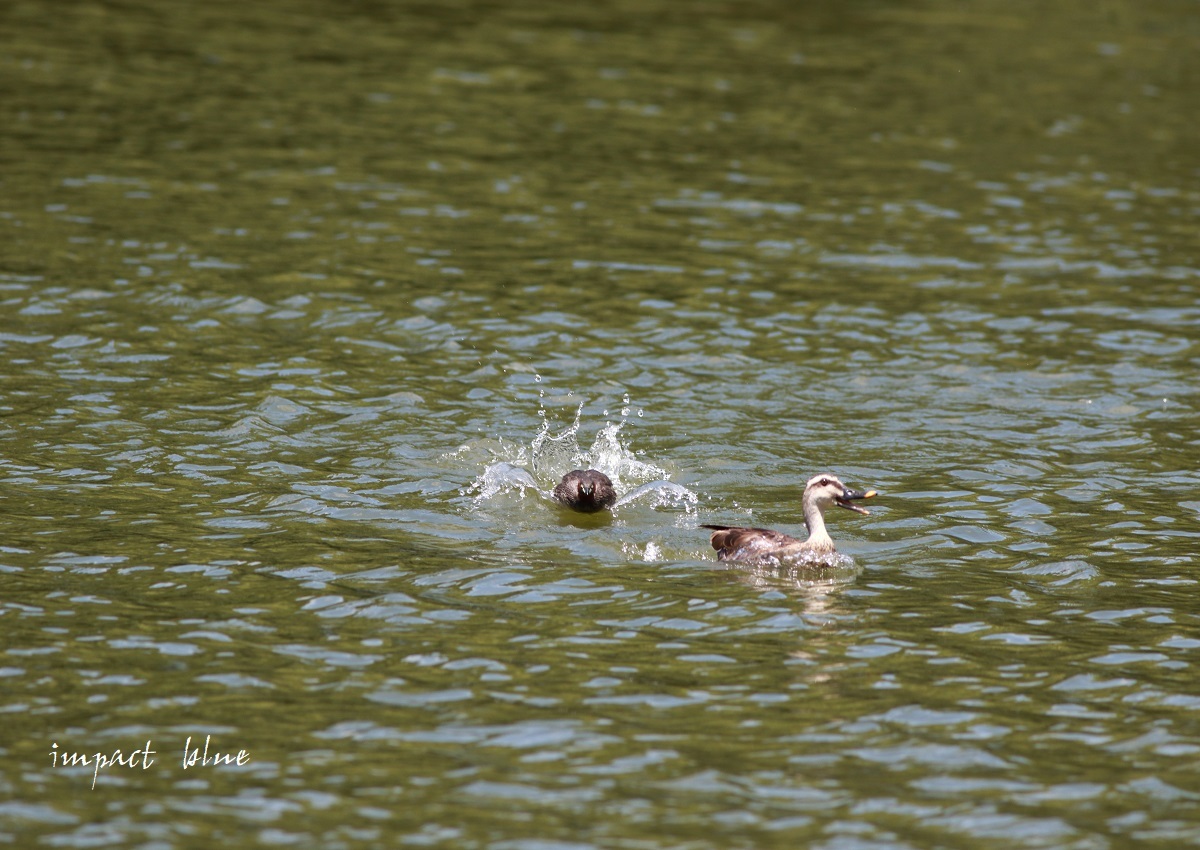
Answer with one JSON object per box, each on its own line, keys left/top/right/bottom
{"left": 700, "top": 524, "right": 803, "bottom": 562}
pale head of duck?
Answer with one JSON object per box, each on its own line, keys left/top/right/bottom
{"left": 803, "top": 474, "right": 875, "bottom": 519}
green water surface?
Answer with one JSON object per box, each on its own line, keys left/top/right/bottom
{"left": 1, "top": 1, "right": 1198, "bottom": 847}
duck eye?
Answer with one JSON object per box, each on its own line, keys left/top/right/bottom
{"left": 819, "top": 478, "right": 830, "bottom": 487}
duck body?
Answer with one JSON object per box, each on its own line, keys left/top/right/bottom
{"left": 701, "top": 524, "right": 819, "bottom": 562}
{"left": 553, "top": 469, "right": 618, "bottom": 513}
{"left": 702, "top": 474, "right": 875, "bottom": 564}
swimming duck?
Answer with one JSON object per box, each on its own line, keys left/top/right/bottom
{"left": 702, "top": 474, "right": 876, "bottom": 563}
{"left": 553, "top": 469, "right": 618, "bottom": 513}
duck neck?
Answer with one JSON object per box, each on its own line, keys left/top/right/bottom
{"left": 803, "top": 497, "right": 834, "bottom": 552}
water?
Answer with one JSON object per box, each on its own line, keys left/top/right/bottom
{"left": 2, "top": 0, "right": 1199, "bottom": 847}
{"left": 470, "top": 403, "right": 695, "bottom": 518}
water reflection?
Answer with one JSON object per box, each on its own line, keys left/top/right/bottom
{"left": 716, "top": 559, "right": 859, "bottom": 627}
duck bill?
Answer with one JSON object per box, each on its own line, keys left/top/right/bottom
{"left": 835, "top": 488, "right": 877, "bottom": 515}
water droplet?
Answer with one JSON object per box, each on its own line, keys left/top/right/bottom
{"left": 534, "top": 374, "right": 541, "bottom": 383}
{"left": 637, "top": 409, "right": 644, "bottom": 417}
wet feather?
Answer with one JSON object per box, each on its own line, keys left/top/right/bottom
{"left": 552, "top": 469, "right": 618, "bottom": 513}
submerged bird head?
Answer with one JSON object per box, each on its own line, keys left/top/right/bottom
{"left": 804, "top": 474, "right": 876, "bottom": 517}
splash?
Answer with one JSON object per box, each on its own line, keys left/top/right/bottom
{"left": 468, "top": 398, "right": 692, "bottom": 511}
{"left": 718, "top": 548, "right": 858, "bottom": 573}
{"left": 615, "top": 480, "right": 697, "bottom": 511}
{"left": 780, "top": 549, "right": 858, "bottom": 570}
{"left": 530, "top": 401, "right": 668, "bottom": 493}
{"left": 470, "top": 461, "right": 540, "bottom": 503}
{"left": 529, "top": 403, "right": 586, "bottom": 478}
{"left": 621, "top": 540, "right": 664, "bottom": 562}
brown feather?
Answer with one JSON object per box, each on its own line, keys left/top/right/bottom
{"left": 553, "top": 469, "right": 618, "bottom": 513}
{"left": 700, "top": 523, "right": 803, "bottom": 561}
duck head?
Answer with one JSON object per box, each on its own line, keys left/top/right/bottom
{"left": 804, "top": 474, "right": 876, "bottom": 516}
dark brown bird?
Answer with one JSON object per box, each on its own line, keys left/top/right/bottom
{"left": 552, "top": 469, "right": 618, "bottom": 513}
{"left": 702, "top": 474, "right": 876, "bottom": 564}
